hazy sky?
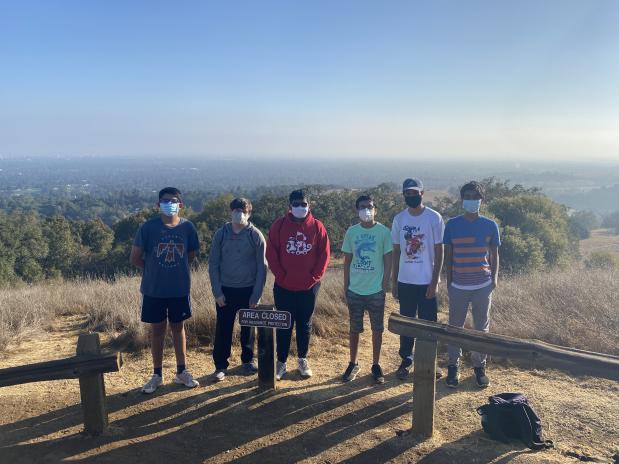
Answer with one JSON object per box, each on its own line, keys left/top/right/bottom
{"left": 1, "top": 1, "right": 618, "bottom": 160}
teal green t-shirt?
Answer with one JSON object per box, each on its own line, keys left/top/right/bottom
{"left": 342, "top": 222, "right": 393, "bottom": 295}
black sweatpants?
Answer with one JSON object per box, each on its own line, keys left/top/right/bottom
{"left": 274, "top": 283, "right": 321, "bottom": 363}
{"left": 398, "top": 282, "right": 438, "bottom": 360}
{"left": 213, "top": 286, "right": 256, "bottom": 370}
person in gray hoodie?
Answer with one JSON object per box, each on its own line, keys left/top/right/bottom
{"left": 208, "top": 197, "right": 267, "bottom": 381}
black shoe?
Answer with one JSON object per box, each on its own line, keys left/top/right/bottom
{"left": 242, "top": 359, "right": 258, "bottom": 375}
{"left": 396, "top": 358, "right": 413, "bottom": 380}
{"left": 474, "top": 367, "right": 490, "bottom": 388}
{"left": 371, "top": 364, "right": 385, "bottom": 384}
{"left": 445, "top": 365, "right": 459, "bottom": 388}
{"left": 342, "top": 362, "right": 360, "bottom": 382}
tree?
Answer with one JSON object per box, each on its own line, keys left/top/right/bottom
{"left": 499, "top": 226, "right": 545, "bottom": 273}
{"left": 489, "top": 195, "right": 575, "bottom": 268}
{"left": 43, "top": 215, "right": 81, "bottom": 278}
{"left": 568, "top": 210, "right": 599, "bottom": 240}
{"left": 78, "top": 219, "right": 114, "bottom": 255}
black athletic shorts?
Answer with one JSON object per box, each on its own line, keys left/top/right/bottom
{"left": 141, "top": 294, "right": 192, "bottom": 323}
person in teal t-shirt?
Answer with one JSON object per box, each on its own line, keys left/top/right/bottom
{"left": 341, "top": 194, "right": 393, "bottom": 384}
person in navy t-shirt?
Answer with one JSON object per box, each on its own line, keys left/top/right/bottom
{"left": 130, "top": 187, "right": 200, "bottom": 394}
{"left": 443, "top": 181, "right": 500, "bottom": 389}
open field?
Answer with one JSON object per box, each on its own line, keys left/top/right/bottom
{"left": 580, "top": 229, "right": 619, "bottom": 256}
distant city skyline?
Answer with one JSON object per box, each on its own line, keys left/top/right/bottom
{"left": 1, "top": 1, "right": 618, "bottom": 160}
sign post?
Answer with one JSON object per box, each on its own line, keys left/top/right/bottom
{"left": 238, "top": 304, "right": 292, "bottom": 390}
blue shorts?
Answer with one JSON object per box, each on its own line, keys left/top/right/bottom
{"left": 141, "top": 295, "right": 192, "bottom": 324}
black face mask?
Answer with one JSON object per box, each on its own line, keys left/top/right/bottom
{"left": 405, "top": 195, "right": 422, "bottom": 208}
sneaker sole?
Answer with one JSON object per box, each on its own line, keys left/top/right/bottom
{"left": 446, "top": 383, "right": 459, "bottom": 389}
{"left": 374, "top": 377, "right": 385, "bottom": 384}
{"left": 174, "top": 379, "right": 199, "bottom": 388}
{"left": 476, "top": 381, "right": 490, "bottom": 388}
{"left": 300, "top": 373, "right": 312, "bottom": 379}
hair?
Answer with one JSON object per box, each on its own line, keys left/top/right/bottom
{"left": 230, "top": 197, "right": 252, "bottom": 212}
{"left": 460, "top": 181, "right": 485, "bottom": 199}
{"left": 158, "top": 187, "right": 182, "bottom": 201}
{"left": 355, "top": 194, "right": 375, "bottom": 209}
{"left": 289, "top": 189, "right": 308, "bottom": 204}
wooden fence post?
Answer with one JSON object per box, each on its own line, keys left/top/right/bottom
{"left": 257, "top": 326, "right": 277, "bottom": 390}
{"left": 412, "top": 337, "right": 438, "bottom": 438}
{"left": 76, "top": 333, "right": 108, "bottom": 435}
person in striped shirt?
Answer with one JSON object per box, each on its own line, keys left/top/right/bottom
{"left": 443, "top": 181, "right": 500, "bottom": 388}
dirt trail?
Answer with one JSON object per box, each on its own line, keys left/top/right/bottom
{"left": 0, "top": 311, "right": 617, "bottom": 464}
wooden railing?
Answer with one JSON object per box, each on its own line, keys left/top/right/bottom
{"left": 388, "top": 313, "right": 619, "bottom": 438}
{"left": 0, "top": 333, "right": 123, "bottom": 435}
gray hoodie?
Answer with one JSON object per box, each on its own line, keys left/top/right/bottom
{"left": 208, "top": 222, "right": 267, "bottom": 306}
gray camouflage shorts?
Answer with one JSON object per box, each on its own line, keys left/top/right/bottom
{"left": 346, "top": 289, "right": 386, "bottom": 333}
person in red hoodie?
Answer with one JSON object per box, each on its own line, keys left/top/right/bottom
{"left": 266, "top": 189, "right": 330, "bottom": 380}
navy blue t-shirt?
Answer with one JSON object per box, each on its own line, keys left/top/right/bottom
{"left": 133, "top": 217, "right": 200, "bottom": 298}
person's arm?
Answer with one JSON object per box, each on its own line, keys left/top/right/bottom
{"left": 265, "top": 219, "right": 286, "bottom": 282}
{"left": 382, "top": 251, "right": 393, "bottom": 293}
{"left": 188, "top": 223, "right": 200, "bottom": 264}
{"left": 444, "top": 244, "right": 453, "bottom": 287}
{"left": 343, "top": 252, "right": 353, "bottom": 299}
{"left": 129, "top": 245, "right": 145, "bottom": 269}
{"left": 391, "top": 244, "right": 400, "bottom": 300}
{"left": 490, "top": 245, "right": 499, "bottom": 289}
{"left": 250, "top": 231, "right": 267, "bottom": 308}
{"left": 390, "top": 216, "right": 400, "bottom": 299}
{"left": 426, "top": 243, "right": 443, "bottom": 298}
{"left": 208, "top": 228, "right": 225, "bottom": 306}
{"left": 311, "top": 223, "right": 330, "bottom": 282}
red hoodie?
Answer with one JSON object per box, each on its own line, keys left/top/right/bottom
{"left": 266, "top": 212, "right": 330, "bottom": 291}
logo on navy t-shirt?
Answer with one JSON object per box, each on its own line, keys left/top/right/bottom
{"left": 155, "top": 233, "right": 186, "bottom": 268}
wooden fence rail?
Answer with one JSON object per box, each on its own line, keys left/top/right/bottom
{"left": 388, "top": 313, "right": 619, "bottom": 438}
{"left": 0, "top": 333, "right": 122, "bottom": 435}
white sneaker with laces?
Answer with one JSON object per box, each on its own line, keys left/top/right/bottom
{"left": 174, "top": 369, "right": 199, "bottom": 388}
{"left": 142, "top": 374, "right": 163, "bottom": 394}
{"left": 213, "top": 369, "right": 226, "bottom": 382}
{"left": 298, "top": 358, "right": 313, "bottom": 378}
{"left": 276, "top": 361, "right": 287, "bottom": 381}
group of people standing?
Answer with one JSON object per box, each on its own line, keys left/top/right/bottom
{"left": 131, "top": 178, "right": 500, "bottom": 395}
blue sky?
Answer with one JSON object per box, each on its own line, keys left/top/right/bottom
{"left": 1, "top": 0, "right": 618, "bottom": 160}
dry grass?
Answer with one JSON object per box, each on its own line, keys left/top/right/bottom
{"left": 1, "top": 265, "right": 617, "bottom": 356}
{"left": 490, "top": 267, "right": 619, "bottom": 355}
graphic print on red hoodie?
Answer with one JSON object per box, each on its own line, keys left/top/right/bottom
{"left": 266, "top": 212, "right": 330, "bottom": 291}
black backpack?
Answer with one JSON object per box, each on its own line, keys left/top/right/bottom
{"left": 476, "top": 393, "right": 554, "bottom": 450}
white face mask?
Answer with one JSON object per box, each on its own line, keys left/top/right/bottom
{"left": 358, "top": 208, "right": 374, "bottom": 222}
{"left": 231, "top": 211, "right": 249, "bottom": 225}
{"left": 291, "top": 206, "right": 309, "bottom": 219}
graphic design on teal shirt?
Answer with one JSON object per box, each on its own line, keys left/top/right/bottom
{"left": 353, "top": 233, "right": 377, "bottom": 272}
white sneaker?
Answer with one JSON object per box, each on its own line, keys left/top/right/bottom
{"left": 213, "top": 369, "right": 226, "bottom": 382}
{"left": 298, "top": 358, "right": 313, "bottom": 378}
{"left": 142, "top": 374, "right": 163, "bottom": 394}
{"left": 174, "top": 369, "right": 199, "bottom": 388}
{"left": 276, "top": 361, "right": 287, "bottom": 381}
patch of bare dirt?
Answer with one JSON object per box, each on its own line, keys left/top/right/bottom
{"left": 0, "top": 312, "right": 617, "bottom": 464}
